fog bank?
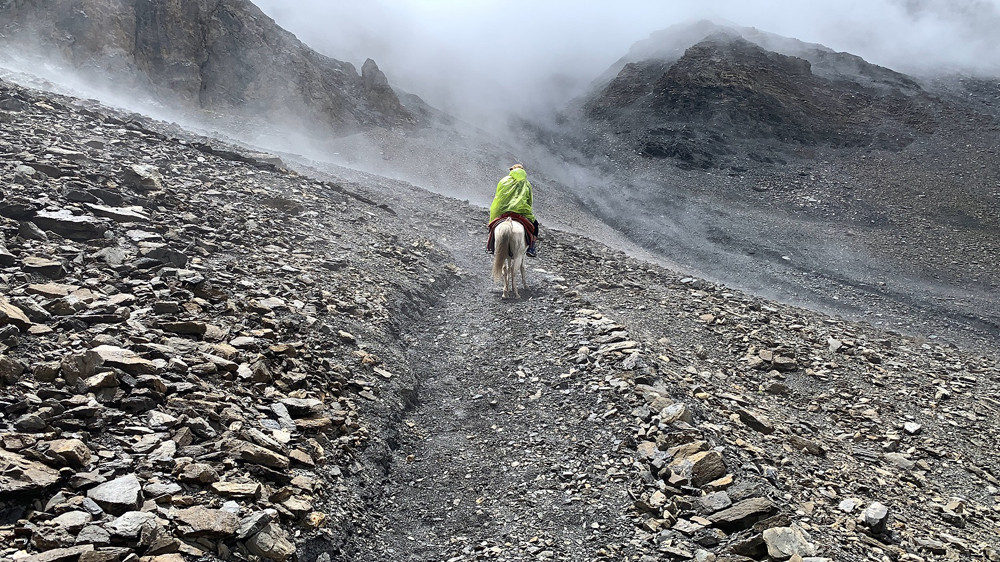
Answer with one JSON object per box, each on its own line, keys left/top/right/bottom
{"left": 253, "top": 0, "right": 1000, "bottom": 129}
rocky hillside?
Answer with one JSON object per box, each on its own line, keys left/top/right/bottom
{"left": 0, "top": 76, "right": 446, "bottom": 561}
{"left": 1, "top": 72, "right": 999, "bottom": 562}
{"left": 528, "top": 23, "right": 1000, "bottom": 353}
{"left": 0, "top": 0, "right": 413, "bottom": 133}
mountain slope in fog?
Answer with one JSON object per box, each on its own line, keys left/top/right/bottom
{"left": 0, "top": 0, "right": 412, "bottom": 134}
{"left": 532, "top": 21, "right": 1000, "bottom": 346}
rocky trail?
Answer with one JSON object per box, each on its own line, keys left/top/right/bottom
{"left": 347, "top": 234, "right": 645, "bottom": 561}
{"left": 0, "top": 77, "right": 998, "bottom": 562}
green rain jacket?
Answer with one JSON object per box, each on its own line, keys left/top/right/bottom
{"left": 489, "top": 167, "right": 534, "bottom": 223}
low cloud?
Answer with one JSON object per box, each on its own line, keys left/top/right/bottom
{"left": 253, "top": 0, "right": 1000, "bottom": 128}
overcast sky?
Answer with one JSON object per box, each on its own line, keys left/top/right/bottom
{"left": 253, "top": 0, "right": 1000, "bottom": 126}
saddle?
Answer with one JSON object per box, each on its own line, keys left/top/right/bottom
{"left": 486, "top": 213, "right": 535, "bottom": 254}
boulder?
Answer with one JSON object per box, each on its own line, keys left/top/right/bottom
{"left": 762, "top": 525, "right": 818, "bottom": 559}
{"left": 91, "top": 345, "right": 157, "bottom": 375}
{"left": 121, "top": 164, "right": 163, "bottom": 191}
{"left": 44, "top": 439, "right": 93, "bottom": 468}
{"left": 31, "top": 209, "right": 107, "bottom": 240}
{"left": 246, "top": 522, "right": 296, "bottom": 562}
{"left": 175, "top": 506, "right": 238, "bottom": 537}
{"left": 106, "top": 510, "right": 158, "bottom": 539}
{"left": 86, "top": 473, "right": 143, "bottom": 515}
{"left": 0, "top": 296, "right": 32, "bottom": 331}
{"left": 0, "top": 448, "right": 61, "bottom": 498}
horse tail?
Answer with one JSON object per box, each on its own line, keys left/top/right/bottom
{"left": 492, "top": 220, "right": 510, "bottom": 280}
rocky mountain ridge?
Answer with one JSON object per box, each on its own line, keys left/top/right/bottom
{"left": 0, "top": 0, "right": 413, "bottom": 134}
{"left": 582, "top": 31, "right": 938, "bottom": 170}
{"left": 1, "top": 72, "right": 999, "bottom": 562}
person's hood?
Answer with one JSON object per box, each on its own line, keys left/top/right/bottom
{"left": 509, "top": 168, "right": 527, "bottom": 181}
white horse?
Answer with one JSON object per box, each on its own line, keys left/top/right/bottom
{"left": 491, "top": 217, "right": 527, "bottom": 298}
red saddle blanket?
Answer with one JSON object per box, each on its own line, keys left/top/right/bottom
{"left": 487, "top": 213, "right": 535, "bottom": 253}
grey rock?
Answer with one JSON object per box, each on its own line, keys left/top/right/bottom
{"left": 787, "top": 434, "right": 826, "bottom": 456}
{"left": 84, "top": 202, "right": 149, "bottom": 222}
{"left": 0, "top": 241, "right": 14, "bottom": 266}
{"left": 0, "top": 195, "right": 39, "bottom": 218}
{"left": 20, "top": 544, "right": 94, "bottom": 562}
{"left": 863, "top": 501, "right": 890, "bottom": 534}
{"left": 31, "top": 209, "right": 107, "bottom": 240}
{"left": 121, "top": 164, "right": 163, "bottom": 191}
{"left": 884, "top": 452, "right": 915, "bottom": 471}
{"left": 238, "top": 441, "right": 290, "bottom": 469}
{"left": 707, "top": 497, "right": 777, "bottom": 532}
{"left": 43, "top": 438, "right": 93, "bottom": 468}
{"left": 31, "top": 523, "right": 75, "bottom": 549}
{"left": 22, "top": 256, "right": 66, "bottom": 278}
{"left": 668, "top": 450, "right": 726, "bottom": 487}
{"left": 143, "top": 481, "right": 183, "bottom": 499}
{"left": 14, "top": 413, "right": 48, "bottom": 432}
{"left": 19, "top": 219, "right": 49, "bottom": 240}
{"left": 75, "top": 525, "right": 111, "bottom": 546}
{"left": 106, "top": 510, "right": 157, "bottom": 538}
{"left": 735, "top": 407, "right": 775, "bottom": 434}
{"left": 0, "top": 354, "right": 25, "bottom": 384}
{"left": 83, "top": 371, "right": 119, "bottom": 392}
{"left": 695, "top": 491, "right": 732, "bottom": 514}
{"left": 141, "top": 245, "right": 188, "bottom": 267}
{"left": 236, "top": 511, "right": 273, "bottom": 539}
{"left": 660, "top": 402, "right": 693, "bottom": 424}
{"left": 177, "top": 462, "right": 219, "bottom": 484}
{"left": 50, "top": 510, "right": 93, "bottom": 532}
{"left": 838, "top": 498, "right": 859, "bottom": 513}
{"left": 149, "top": 439, "right": 177, "bottom": 464}
{"left": 12, "top": 297, "right": 51, "bottom": 323}
{"left": 174, "top": 506, "right": 238, "bottom": 537}
{"left": 246, "top": 522, "right": 296, "bottom": 562}
{"left": 86, "top": 473, "right": 142, "bottom": 515}
{"left": 0, "top": 296, "right": 32, "bottom": 331}
{"left": 762, "top": 525, "right": 818, "bottom": 559}
{"left": 91, "top": 345, "right": 157, "bottom": 375}
{"left": 280, "top": 397, "right": 324, "bottom": 417}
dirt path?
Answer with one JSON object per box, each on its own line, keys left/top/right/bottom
{"left": 348, "top": 230, "right": 646, "bottom": 561}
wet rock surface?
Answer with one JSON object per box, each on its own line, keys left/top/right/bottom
{"left": 1, "top": 76, "right": 998, "bottom": 562}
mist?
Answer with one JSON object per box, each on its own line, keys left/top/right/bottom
{"left": 253, "top": 0, "right": 1000, "bottom": 129}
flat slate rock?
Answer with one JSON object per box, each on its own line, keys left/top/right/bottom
{"left": 86, "top": 473, "right": 142, "bottom": 515}
{"left": 0, "top": 448, "right": 61, "bottom": 497}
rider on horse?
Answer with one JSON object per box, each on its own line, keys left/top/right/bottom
{"left": 489, "top": 163, "right": 539, "bottom": 257}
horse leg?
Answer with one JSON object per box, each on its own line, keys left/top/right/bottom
{"left": 501, "top": 259, "right": 509, "bottom": 298}
{"left": 508, "top": 259, "right": 518, "bottom": 299}
{"left": 511, "top": 258, "right": 519, "bottom": 299}
{"left": 501, "top": 263, "right": 508, "bottom": 298}
{"left": 508, "top": 255, "right": 521, "bottom": 298}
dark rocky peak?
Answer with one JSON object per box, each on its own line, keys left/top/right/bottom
{"left": 361, "top": 58, "right": 390, "bottom": 90}
{"left": 583, "top": 31, "right": 941, "bottom": 169}
{"left": 661, "top": 34, "right": 814, "bottom": 90}
{"left": 600, "top": 20, "right": 922, "bottom": 97}
{"left": 360, "top": 58, "right": 409, "bottom": 119}
{"left": 0, "top": 0, "right": 414, "bottom": 134}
